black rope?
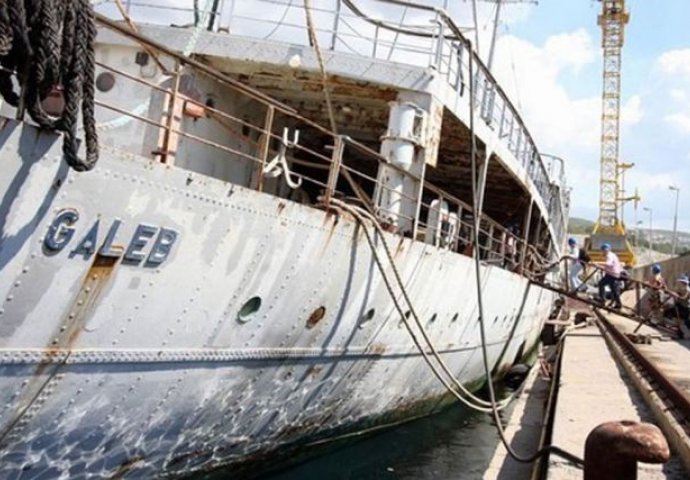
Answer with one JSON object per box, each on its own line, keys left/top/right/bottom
{"left": 0, "top": 0, "right": 99, "bottom": 172}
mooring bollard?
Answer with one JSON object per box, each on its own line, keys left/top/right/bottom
{"left": 584, "top": 420, "right": 670, "bottom": 480}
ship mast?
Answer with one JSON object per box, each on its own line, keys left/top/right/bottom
{"left": 474, "top": 0, "right": 536, "bottom": 72}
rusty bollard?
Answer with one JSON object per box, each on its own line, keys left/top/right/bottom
{"left": 584, "top": 421, "right": 670, "bottom": 480}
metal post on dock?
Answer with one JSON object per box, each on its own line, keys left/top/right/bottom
{"left": 584, "top": 421, "right": 669, "bottom": 480}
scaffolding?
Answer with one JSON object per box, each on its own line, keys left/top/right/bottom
{"left": 588, "top": 0, "right": 636, "bottom": 266}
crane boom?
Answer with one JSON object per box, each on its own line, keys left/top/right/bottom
{"left": 597, "top": 0, "right": 629, "bottom": 229}
{"left": 587, "top": 0, "right": 636, "bottom": 266}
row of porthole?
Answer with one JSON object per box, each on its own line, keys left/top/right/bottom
{"left": 236, "top": 297, "right": 460, "bottom": 329}
{"left": 397, "top": 311, "right": 459, "bottom": 328}
{"left": 237, "top": 296, "right": 326, "bottom": 329}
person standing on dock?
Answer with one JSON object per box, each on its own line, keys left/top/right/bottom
{"left": 664, "top": 275, "right": 690, "bottom": 335}
{"left": 645, "top": 264, "right": 667, "bottom": 322}
{"left": 565, "top": 237, "right": 584, "bottom": 292}
{"left": 650, "top": 264, "right": 666, "bottom": 290}
{"left": 598, "top": 243, "right": 622, "bottom": 309}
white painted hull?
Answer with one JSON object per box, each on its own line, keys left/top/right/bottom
{"left": 0, "top": 120, "right": 554, "bottom": 477}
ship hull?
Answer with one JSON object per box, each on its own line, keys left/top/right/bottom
{"left": 0, "top": 119, "right": 553, "bottom": 477}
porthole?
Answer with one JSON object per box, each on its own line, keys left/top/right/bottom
{"left": 237, "top": 296, "right": 262, "bottom": 323}
{"left": 358, "top": 308, "right": 376, "bottom": 329}
{"left": 96, "top": 72, "right": 116, "bottom": 92}
{"left": 429, "top": 313, "right": 438, "bottom": 323}
{"left": 451, "top": 313, "right": 459, "bottom": 322}
{"left": 306, "top": 306, "right": 327, "bottom": 329}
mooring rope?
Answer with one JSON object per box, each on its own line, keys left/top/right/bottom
{"left": 302, "top": 0, "right": 374, "bottom": 212}
{"left": 465, "top": 44, "right": 584, "bottom": 468}
{"left": 0, "top": 0, "right": 98, "bottom": 172}
{"left": 328, "top": 198, "right": 515, "bottom": 413}
{"left": 322, "top": 36, "right": 583, "bottom": 469}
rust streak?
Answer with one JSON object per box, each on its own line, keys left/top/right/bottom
{"left": 393, "top": 236, "right": 405, "bottom": 258}
{"left": 365, "top": 343, "right": 387, "bottom": 355}
{"left": 0, "top": 253, "right": 121, "bottom": 445}
{"left": 61, "top": 253, "right": 120, "bottom": 350}
{"left": 109, "top": 455, "right": 144, "bottom": 479}
{"left": 319, "top": 211, "right": 340, "bottom": 255}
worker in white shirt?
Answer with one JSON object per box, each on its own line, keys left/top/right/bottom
{"left": 597, "top": 243, "right": 622, "bottom": 309}
{"left": 565, "top": 237, "right": 584, "bottom": 292}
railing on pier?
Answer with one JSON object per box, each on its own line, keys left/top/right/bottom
{"left": 94, "top": 0, "right": 569, "bottom": 239}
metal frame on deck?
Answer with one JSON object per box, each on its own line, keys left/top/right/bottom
{"left": 93, "top": 12, "right": 555, "bottom": 275}
{"left": 95, "top": 0, "right": 568, "bottom": 237}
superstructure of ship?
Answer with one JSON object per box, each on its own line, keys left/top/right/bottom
{"left": 0, "top": 0, "right": 569, "bottom": 477}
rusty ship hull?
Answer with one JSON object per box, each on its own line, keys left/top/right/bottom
{"left": 0, "top": 119, "right": 552, "bottom": 477}
{"left": 0, "top": 0, "right": 568, "bottom": 477}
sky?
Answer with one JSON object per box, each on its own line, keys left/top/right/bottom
{"left": 485, "top": 0, "right": 690, "bottom": 233}
{"left": 101, "top": 0, "right": 690, "bottom": 233}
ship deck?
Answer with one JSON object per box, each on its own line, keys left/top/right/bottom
{"left": 94, "top": 0, "right": 568, "bottom": 254}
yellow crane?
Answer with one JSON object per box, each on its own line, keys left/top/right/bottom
{"left": 586, "top": 0, "right": 637, "bottom": 266}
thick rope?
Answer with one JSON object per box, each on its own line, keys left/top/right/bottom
{"left": 328, "top": 198, "right": 514, "bottom": 413}
{"left": 0, "top": 0, "right": 99, "bottom": 172}
{"left": 466, "top": 44, "right": 583, "bottom": 467}
{"left": 303, "top": 1, "right": 374, "bottom": 212}
{"left": 329, "top": 194, "right": 582, "bottom": 464}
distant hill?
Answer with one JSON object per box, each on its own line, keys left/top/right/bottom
{"left": 568, "top": 217, "right": 595, "bottom": 234}
{"left": 566, "top": 216, "right": 690, "bottom": 256}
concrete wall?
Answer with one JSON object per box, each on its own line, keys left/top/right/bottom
{"left": 631, "top": 252, "right": 690, "bottom": 284}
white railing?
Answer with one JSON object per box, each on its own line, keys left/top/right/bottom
{"left": 87, "top": 13, "right": 561, "bottom": 275}
{"left": 94, "top": 0, "right": 568, "bottom": 247}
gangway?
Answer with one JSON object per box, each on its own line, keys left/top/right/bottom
{"left": 531, "top": 259, "right": 682, "bottom": 337}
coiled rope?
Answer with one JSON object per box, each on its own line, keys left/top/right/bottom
{"left": 0, "top": 0, "right": 98, "bottom": 171}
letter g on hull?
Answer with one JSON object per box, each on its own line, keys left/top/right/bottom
{"left": 44, "top": 209, "right": 79, "bottom": 252}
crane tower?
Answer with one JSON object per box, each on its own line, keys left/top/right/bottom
{"left": 587, "top": 0, "right": 636, "bottom": 265}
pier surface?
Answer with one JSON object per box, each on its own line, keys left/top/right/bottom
{"left": 483, "top": 364, "right": 550, "bottom": 479}
{"left": 548, "top": 314, "right": 688, "bottom": 479}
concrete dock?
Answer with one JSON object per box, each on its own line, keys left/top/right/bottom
{"left": 482, "top": 361, "right": 551, "bottom": 479}
{"left": 548, "top": 318, "right": 686, "bottom": 479}
{"left": 482, "top": 305, "right": 690, "bottom": 480}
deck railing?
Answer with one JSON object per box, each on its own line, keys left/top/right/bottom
{"left": 90, "top": 12, "right": 555, "bottom": 276}
{"left": 94, "top": 0, "right": 568, "bottom": 238}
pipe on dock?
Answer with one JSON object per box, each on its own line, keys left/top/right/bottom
{"left": 584, "top": 420, "right": 670, "bottom": 480}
